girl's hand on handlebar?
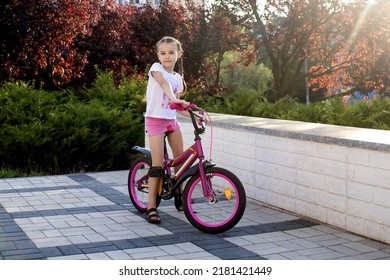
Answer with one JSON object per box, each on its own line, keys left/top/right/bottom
{"left": 169, "top": 101, "right": 194, "bottom": 111}
{"left": 173, "top": 99, "right": 189, "bottom": 107}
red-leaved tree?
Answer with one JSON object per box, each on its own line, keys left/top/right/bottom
{"left": 310, "top": 0, "right": 390, "bottom": 94}
{"left": 76, "top": 0, "right": 208, "bottom": 87}
{"left": 0, "top": 0, "right": 105, "bottom": 90}
{"left": 217, "top": 0, "right": 389, "bottom": 99}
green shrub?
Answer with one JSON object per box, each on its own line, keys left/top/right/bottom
{"left": 208, "top": 88, "right": 261, "bottom": 116}
{"left": 220, "top": 52, "right": 273, "bottom": 95}
{"left": 206, "top": 52, "right": 274, "bottom": 117}
{"left": 0, "top": 73, "right": 146, "bottom": 175}
{"left": 0, "top": 168, "right": 43, "bottom": 178}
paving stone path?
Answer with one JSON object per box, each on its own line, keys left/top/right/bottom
{"left": 1, "top": 171, "right": 390, "bottom": 260}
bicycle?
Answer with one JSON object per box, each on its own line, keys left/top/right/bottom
{"left": 128, "top": 103, "right": 246, "bottom": 234}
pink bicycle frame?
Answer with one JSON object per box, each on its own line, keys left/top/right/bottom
{"left": 164, "top": 136, "right": 211, "bottom": 197}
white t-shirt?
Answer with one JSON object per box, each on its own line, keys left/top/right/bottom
{"left": 144, "top": 63, "right": 184, "bottom": 120}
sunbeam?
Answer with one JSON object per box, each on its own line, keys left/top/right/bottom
{"left": 346, "top": 0, "right": 376, "bottom": 53}
{"left": 345, "top": 1, "right": 375, "bottom": 53}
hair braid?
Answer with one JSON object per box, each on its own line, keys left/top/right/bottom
{"left": 179, "top": 56, "right": 187, "bottom": 96}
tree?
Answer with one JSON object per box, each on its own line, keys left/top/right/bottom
{"left": 197, "top": 0, "right": 258, "bottom": 94}
{"left": 0, "top": 0, "right": 103, "bottom": 90}
{"left": 218, "top": 0, "right": 389, "bottom": 100}
{"left": 177, "top": 0, "right": 209, "bottom": 88}
{"left": 0, "top": 0, "right": 209, "bottom": 90}
{"left": 311, "top": 0, "right": 390, "bottom": 94}
{"left": 246, "top": 0, "right": 351, "bottom": 99}
{"left": 77, "top": 0, "right": 210, "bottom": 87}
{"left": 204, "top": 5, "right": 244, "bottom": 88}
{"left": 75, "top": 3, "right": 138, "bottom": 87}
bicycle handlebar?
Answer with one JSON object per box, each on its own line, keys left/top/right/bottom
{"left": 169, "top": 102, "right": 196, "bottom": 111}
{"left": 169, "top": 102, "right": 205, "bottom": 135}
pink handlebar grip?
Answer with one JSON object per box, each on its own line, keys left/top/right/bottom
{"left": 169, "top": 102, "right": 196, "bottom": 111}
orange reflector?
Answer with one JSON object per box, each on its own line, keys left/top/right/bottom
{"left": 225, "top": 188, "right": 232, "bottom": 200}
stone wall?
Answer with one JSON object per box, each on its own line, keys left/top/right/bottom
{"left": 146, "top": 113, "right": 390, "bottom": 244}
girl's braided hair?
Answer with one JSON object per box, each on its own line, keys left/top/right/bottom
{"left": 156, "top": 36, "right": 187, "bottom": 95}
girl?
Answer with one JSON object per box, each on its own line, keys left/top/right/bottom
{"left": 144, "top": 36, "right": 189, "bottom": 224}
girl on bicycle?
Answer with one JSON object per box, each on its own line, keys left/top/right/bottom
{"left": 144, "top": 36, "right": 189, "bottom": 224}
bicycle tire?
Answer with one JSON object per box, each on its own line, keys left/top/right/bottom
{"left": 128, "top": 157, "right": 161, "bottom": 213}
{"left": 182, "top": 167, "right": 246, "bottom": 234}
{"left": 174, "top": 186, "right": 183, "bottom": 211}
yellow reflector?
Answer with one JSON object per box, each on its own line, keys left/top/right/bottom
{"left": 225, "top": 188, "right": 232, "bottom": 200}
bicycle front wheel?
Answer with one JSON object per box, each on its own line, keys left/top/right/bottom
{"left": 182, "top": 167, "right": 246, "bottom": 234}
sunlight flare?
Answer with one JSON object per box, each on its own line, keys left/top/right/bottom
{"left": 345, "top": 1, "right": 375, "bottom": 52}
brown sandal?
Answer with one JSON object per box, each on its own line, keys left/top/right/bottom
{"left": 145, "top": 208, "right": 161, "bottom": 224}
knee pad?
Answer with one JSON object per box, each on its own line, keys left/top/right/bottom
{"left": 149, "top": 166, "right": 164, "bottom": 177}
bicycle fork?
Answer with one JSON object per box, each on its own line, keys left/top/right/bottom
{"left": 198, "top": 160, "right": 218, "bottom": 203}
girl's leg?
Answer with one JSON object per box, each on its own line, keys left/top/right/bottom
{"left": 167, "top": 129, "right": 185, "bottom": 211}
{"left": 147, "top": 134, "right": 165, "bottom": 222}
{"left": 167, "top": 129, "right": 184, "bottom": 173}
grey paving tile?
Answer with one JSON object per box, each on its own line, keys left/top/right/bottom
{"left": 4, "top": 252, "right": 44, "bottom": 260}
{"left": 343, "top": 242, "right": 378, "bottom": 253}
{"left": 42, "top": 229, "right": 64, "bottom": 238}
{"left": 175, "top": 252, "right": 221, "bottom": 260}
{"left": 223, "top": 236, "right": 253, "bottom": 246}
{"left": 296, "top": 246, "right": 335, "bottom": 257}
{"left": 310, "top": 251, "right": 345, "bottom": 260}
{"left": 334, "top": 232, "right": 365, "bottom": 242}
{"left": 316, "top": 237, "right": 350, "bottom": 246}
{"left": 86, "top": 252, "right": 112, "bottom": 260}
{"left": 105, "top": 250, "right": 133, "bottom": 260}
{"left": 40, "top": 247, "right": 63, "bottom": 258}
{"left": 48, "top": 254, "right": 88, "bottom": 260}
{"left": 262, "top": 254, "right": 289, "bottom": 260}
{"left": 273, "top": 240, "right": 305, "bottom": 251}
{"left": 361, "top": 239, "right": 390, "bottom": 250}
{"left": 159, "top": 244, "right": 188, "bottom": 255}
{"left": 279, "top": 251, "right": 312, "bottom": 260}
{"left": 112, "top": 239, "right": 136, "bottom": 250}
{"left": 0, "top": 241, "right": 17, "bottom": 251}
{"left": 328, "top": 244, "right": 361, "bottom": 256}
{"left": 58, "top": 244, "right": 84, "bottom": 255}
{"left": 84, "top": 233, "right": 108, "bottom": 243}
{"left": 247, "top": 244, "right": 290, "bottom": 256}
{"left": 124, "top": 246, "right": 170, "bottom": 259}
{"left": 289, "top": 237, "right": 321, "bottom": 249}
{"left": 353, "top": 251, "right": 390, "bottom": 260}
{"left": 67, "top": 235, "right": 90, "bottom": 244}
{"left": 33, "top": 236, "right": 72, "bottom": 248}
{"left": 13, "top": 239, "right": 36, "bottom": 249}
{"left": 1, "top": 248, "right": 43, "bottom": 259}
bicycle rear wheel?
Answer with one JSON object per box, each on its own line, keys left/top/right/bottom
{"left": 128, "top": 157, "right": 161, "bottom": 213}
{"left": 182, "top": 167, "right": 246, "bottom": 234}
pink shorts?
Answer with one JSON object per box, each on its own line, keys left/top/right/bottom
{"left": 145, "top": 117, "right": 181, "bottom": 136}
